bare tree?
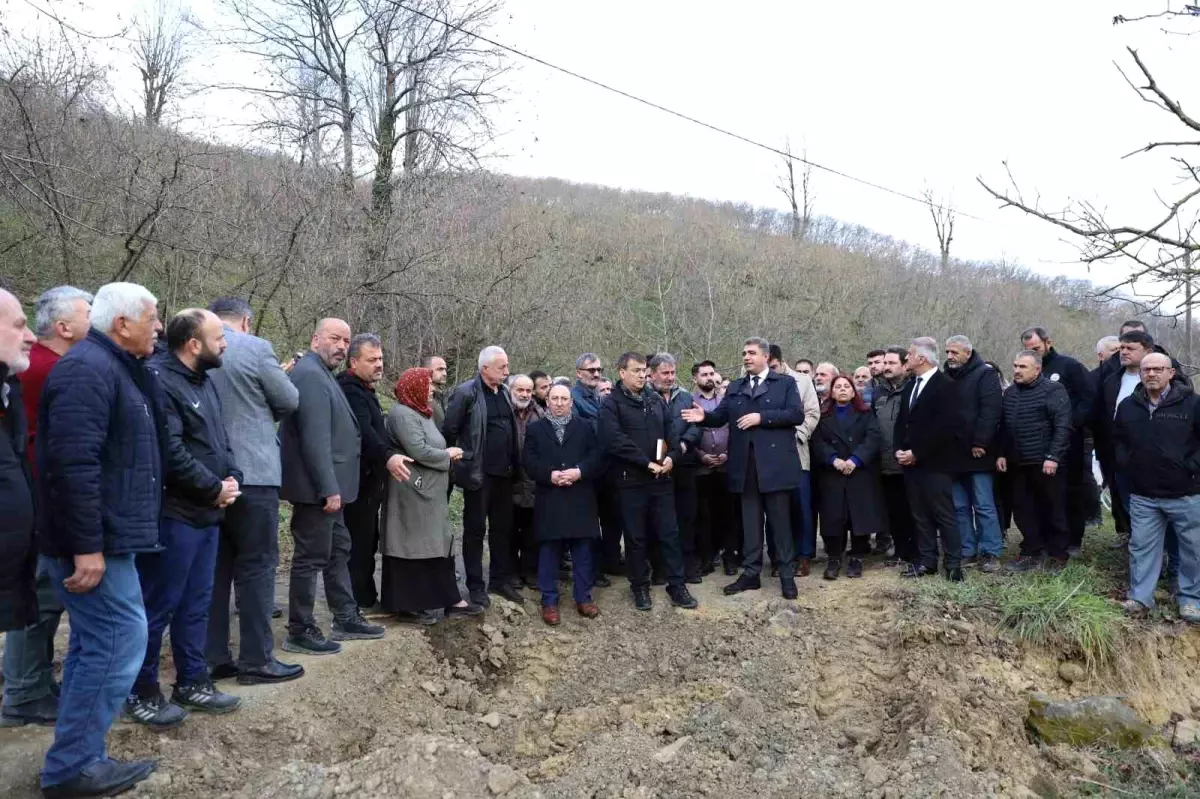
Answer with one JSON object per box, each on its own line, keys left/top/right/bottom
{"left": 775, "top": 140, "right": 814, "bottom": 241}
{"left": 923, "top": 186, "right": 955, "bottom": 270}
{"left": 133, "top": 0, "right": 191, "bottom": 125}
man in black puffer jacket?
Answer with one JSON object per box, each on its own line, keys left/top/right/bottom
{"left": 128, "top": 309, "right": 243, "bottom": 730}
{"left": 998, "top": 350, "right": 1071, "bottom": 571}
{"left": 599, "top": 352, "right": 697, "bottom": 612}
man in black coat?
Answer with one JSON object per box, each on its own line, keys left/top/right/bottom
{"left": 997, "top": 350, "right": 1072, "bottom": 571}
{"left": 943, "top": 336, "right": 1003, "bottom": 572}
{"left": 649, "top": 353, "right": 704, "bottom": 582}
{"left": 338, "top": 334, "right": 412, "bottom": 609}
{"left": 682, "top": 337, "right": 807, "bottom": 599}
{"left": 894, "top": 337, "right": 965, "bottom": 581}
{"left": 1020, "top": 327, "right": 1095, "bottom": 555}
{"left": 127, "top": 309, "right": 244, "bottom": 730}
{"left": 0, "top": 289, "right": 37, "bottom": 636}
{"left": 600, "top": 352, "right": 698, "bottom": 611}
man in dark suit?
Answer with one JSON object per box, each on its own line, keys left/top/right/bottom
{"left": 280, "top": 318, "right": 385, "bottom": 655}
{"left": 894, "top": 337, "right": 965, "bottom": 581}
{"left": 682, "top": 337, "right": 807, "bottom": 599}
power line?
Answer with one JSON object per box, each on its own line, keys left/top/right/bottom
{"left": 391, "top": 0, "right": 989, "bottom": 223}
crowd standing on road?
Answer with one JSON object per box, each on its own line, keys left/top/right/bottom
{"left": 1, "top": 280, "right": 1199, "bottom": 798}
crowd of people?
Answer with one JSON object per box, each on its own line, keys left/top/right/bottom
{"left": 0, "top": 280, "right": 1197, "bottom": 798}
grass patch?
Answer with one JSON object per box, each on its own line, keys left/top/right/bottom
{"left": 1075, "top": 747, "right": 1200, "bottom": 798}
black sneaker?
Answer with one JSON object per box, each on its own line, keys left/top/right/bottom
{"left": 41, "top": 758, "right": 157, "bottom": 799}
{"left": 488, "top": 583, "right": 525, "bottom": 605}
{"left": 846, "top": 558, "right": 863, "bottom": 579}
{"left": 979, "top": 554, "right": 1001, "bottom": 574}
{"left": 237, "top": 659, "right": 305, "bottom": 685}
{"left": 722, "top": 561, "right": 738, "bottom": 576}
{"left": 445, "top": 603, "right": 486, "bottom": 619}
{"left": 469, "top": 589, "right": 492, "bottom": 608}
{"left": 667, "top": 586, "right": 699, "bottom": 609}
{"left": 781, "top": 578, "right": 798, "bottom": 600}
{"left": 0, "top": 693, "right": 58, "bottom": 727}
{"left": 722, "top": 574, "right": 761, "bottom": 595}
{"left": 332, "top": 613, "right": 386, "bottom": 641}
{"left": 173, "top": 680, "right": 242, "bottom": 715}
{"left": 396, "top": 610, "right": 440, "bottom": 626}
{"left": 632, "top": 586, "right": 653, "bottom": 611}
{"left": 823, "top": 557, "right": 841, "bottom": 581}
{"left": 124, "top": 693, "right": 188, "bottom": 730}
{"left": 1007, "top": 555, "right": 1044, "bottom": 574}
{"left": 283, "top": 626, "right": 342, "bottom": 655}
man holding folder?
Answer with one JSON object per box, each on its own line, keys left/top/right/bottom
{"left": 599, "top": 352, "right": 699, "bottom": 612}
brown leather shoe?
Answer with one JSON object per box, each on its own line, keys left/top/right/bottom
{"left": 577, "top": 602, "right": 600, "bottom": 619}
{"left": 541, "top": 605, "right": 561, "bottom": 626}
{"left": 798, "top": 558, "right": 811, "bottom": 577}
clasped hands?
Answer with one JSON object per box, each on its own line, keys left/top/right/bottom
{"left": 648, "top": 456, "right": 674, "bottom": 478}
{"left": 831, "top": 457, "right": 857, "bottom": 476}
{"left": 551, "top": 467, "right": 582, "bottom": 486}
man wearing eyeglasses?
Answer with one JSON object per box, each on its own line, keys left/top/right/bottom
{"left": 571, "top": 354, "right": 605, "bottom": 423}
{"left": 1113, "top": 353, "right": 1200, "bottom": 623}
{"left": 572, "top": 353, "right": 623, "bottom": 576}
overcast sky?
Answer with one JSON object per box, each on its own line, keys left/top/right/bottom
{"left": 11, "top": 0, "right": 1200, "bottom": 294}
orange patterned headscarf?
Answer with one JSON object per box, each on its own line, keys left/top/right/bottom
{"left": 395, "top": 367, "right": 433, "bottom": 418}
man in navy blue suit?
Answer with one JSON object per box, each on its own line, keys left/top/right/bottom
{"left": 682, "top": 337, "right": 806, "bottom": 599}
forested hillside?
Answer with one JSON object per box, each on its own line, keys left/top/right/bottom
{"left": 1, "top": 77, "right": 1142, "bottom": 381}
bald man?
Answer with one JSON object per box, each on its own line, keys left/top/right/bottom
{"left": 280, "top": 318, "right": 385, "bottom": 655}
{"left": 0, "top": 288, "right": 37, "bottom": 640}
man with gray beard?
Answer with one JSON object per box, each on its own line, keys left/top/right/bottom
{"left": 509, "top": 374, "right": 546, "bottom": 588}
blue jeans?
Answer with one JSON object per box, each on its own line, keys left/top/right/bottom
{"left": 538, "top": 539, "right": 594, "bottom": 607}
{"left": 135, "top": 519, "right": 219, "bottom": 693}
{"left": 3, "top": 556, "right": 64, "bottom": 707}
{"left": 41, "top": 554, "right": 146, "bottom": 789}
{"left": 954, "top": 472, "right": 1003, "bottom": 558}
{"left": 1128, "top": 494, "right": 1200, "bottom": 609}
{"left": 1117, "top": 471, "right": 1180, "bottom": 580}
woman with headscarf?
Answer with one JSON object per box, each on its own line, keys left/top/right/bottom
{"left": 523, "top": 383, "right": 605, "bottom": 625}
{"left": 382, "top": 367, "right": 483, "bottom": 624}
{"left": 811, "top": 374, "right": 886, "bottom": 580}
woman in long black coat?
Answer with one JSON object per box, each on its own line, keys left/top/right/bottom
{"left": 811, "top": 374, "right": 886, "bottom": 580}
{"left": 523, "top": 384, "right": 605, "bottom": 626}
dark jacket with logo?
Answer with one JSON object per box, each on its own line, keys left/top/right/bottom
{"left": 599, "top": 383, "right": 680, "bottom": 489}
{"left": 693, "top": 370, "right": 806, "bottom": 493}
{"left": 943, "top": 351, "right": 1002, "bottom": 472}
{"left": 1040, "top": 348, "right": 1093, "bottom": 429}
{"left": 38, "top": 329, "right": 167, "bottom": 557}
{"left": 152, "top": 351, "right": 243, "bottom": 529}
{"left": 1000, "top": 375, "right": 1071, "bottom": 467}
{"left": 338, "top": 372, "right": 397, "bottom": 502}
{"left": 1114, "top": 382, "right": 1200, "bottom": 499}
{"left": 0, "top": 368, "right": 37, "bottom": 630}
{"left": 443, "top": 374, "right": 517, "bottom": 491}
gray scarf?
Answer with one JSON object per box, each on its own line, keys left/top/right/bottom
{"left": 548, "top": 411, "right": 572, "bottom": 443}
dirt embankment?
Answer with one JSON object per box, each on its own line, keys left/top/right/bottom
{"left": 4, "top": 567, "right": 1200, "bottom": 798}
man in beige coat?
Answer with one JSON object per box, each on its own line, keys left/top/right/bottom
{"left": 768, "top": 345, "right": 821, "bottom": 575}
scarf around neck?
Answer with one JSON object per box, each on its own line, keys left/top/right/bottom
{"left": 548, "top": 411, "right": 572, "bottom": 443}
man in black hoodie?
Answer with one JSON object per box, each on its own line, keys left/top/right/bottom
{"left": 128, "top": 309, "right": 242, "bottom": 730}
{"left": 599, "top": 352, "right": 698, "bottom": 612}
{"left": 943, "top": 336, "right": 1003, "bottom": 572}
{"left": 1020, "top": 327, "right": 1094, "bottom": 555}
{"left": 1114, "top": 353, "right": 1200, "bottom": 622}
{"left": 338, "top": 334, "right": 412, "bottom": 609}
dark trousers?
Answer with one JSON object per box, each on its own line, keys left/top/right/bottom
{"left": 206, "top": 485, "right": 280, "bottom": 670}
{"left": 695, "top": 471, "right": 733, "bottom": 569}
{"left": 538, "top": 539, "right": 594, "bottom": 607}
{"left": 994, "top": 469, "right": 1014, "bottom": 533}
{"left": 1065, "top": 430, "right": 1089, "bottom": 547}
{"left": 881, "top": 473, "right": 916, "bottom": 563}
{"left": 1011, "top": 465, "right": 1070, "bottom": 559}
{"left": 512, "top": 505, "right": 537, "bottom": 581}
{"left": 741, "top": 448, "right": 795, "bottom": 580}
{"left": 3, "top": 557, "right": 63, "bottom": 708}
{"left": 904, "top": 468, "right": 961, "bottom": 571}
{"left": 1102, "top": 463, "right": 1132, "bottom": 535}
{"left": 597, "top": 481, "right": 624, "bottom": 573}
{"left": 288, "top": 504, "right": 358, "bottom": 635}
{"left": 619, "top": 482, "right": 684, "bottom": 589}
{"left": 674, "top": 467, "right": 700, "bottom": 578}
{"left": 792, "top": 471, "right": 815, "bottom": 559}
{"left": 136, "top": 518, "right": 220, "bottom": 693}
{"left": 344, "top": 483, "right": 382, "bottom": 608}
{"left": 462, "top": 475, "right": 515, "bottom": 593}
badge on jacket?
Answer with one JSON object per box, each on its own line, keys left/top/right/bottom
{"left": 1050, "top": 373, "right": 1060, "bottom": 382}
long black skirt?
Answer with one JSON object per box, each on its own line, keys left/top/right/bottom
{"left": 381, "top": 556, "right": 461, "bottom": 613}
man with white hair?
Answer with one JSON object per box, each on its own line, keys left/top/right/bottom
{"left": 3, "top": 286, "right": 89, "bottom": 728}
{"left": 508, "top": 373, "right": 546, "bottom": 587}
{"left": 0, "top": 288, "right": 37, "bottom": 639}
{"left": 813, "top": 362, "right": 838, "bottom": 398}
{"left": 1095, "top": 335, "right": 1120, "bottom": 367}
{"left": 444, "top": 345, "right": 523, "bottom": 606}
{"left": 37, "top": 282, "right": 162, "bottom": 797}
{"left": 894, "top": 337, "right": 965, "bottom": 581}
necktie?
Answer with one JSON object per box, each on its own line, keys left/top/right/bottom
{"left": 909, "top": 376, "right": 921, "bottom": 409}
{"left": 751, "top": 375, "right": 760, "bottom": 392}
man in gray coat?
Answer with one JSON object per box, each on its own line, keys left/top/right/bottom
{"left": 204, "top": 298, "right": 305, "bottom": 684}
{"left": 279, "top": 318, "right": 385, "bottom": 655}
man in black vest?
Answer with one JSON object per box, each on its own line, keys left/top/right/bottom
{"left": 894, "top": 337, "right": 965, "bottom": 581}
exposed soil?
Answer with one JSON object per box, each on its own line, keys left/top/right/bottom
{"left": 4, "top": 556, "right": 1200, "bottom": 799}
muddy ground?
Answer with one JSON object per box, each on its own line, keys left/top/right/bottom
{"left": 4, "top": 549, "right": 1200, "bottom": 798}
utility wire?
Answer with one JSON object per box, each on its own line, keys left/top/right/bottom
{"left": 391, "top": 0, "right": 989, "bottom": 222}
